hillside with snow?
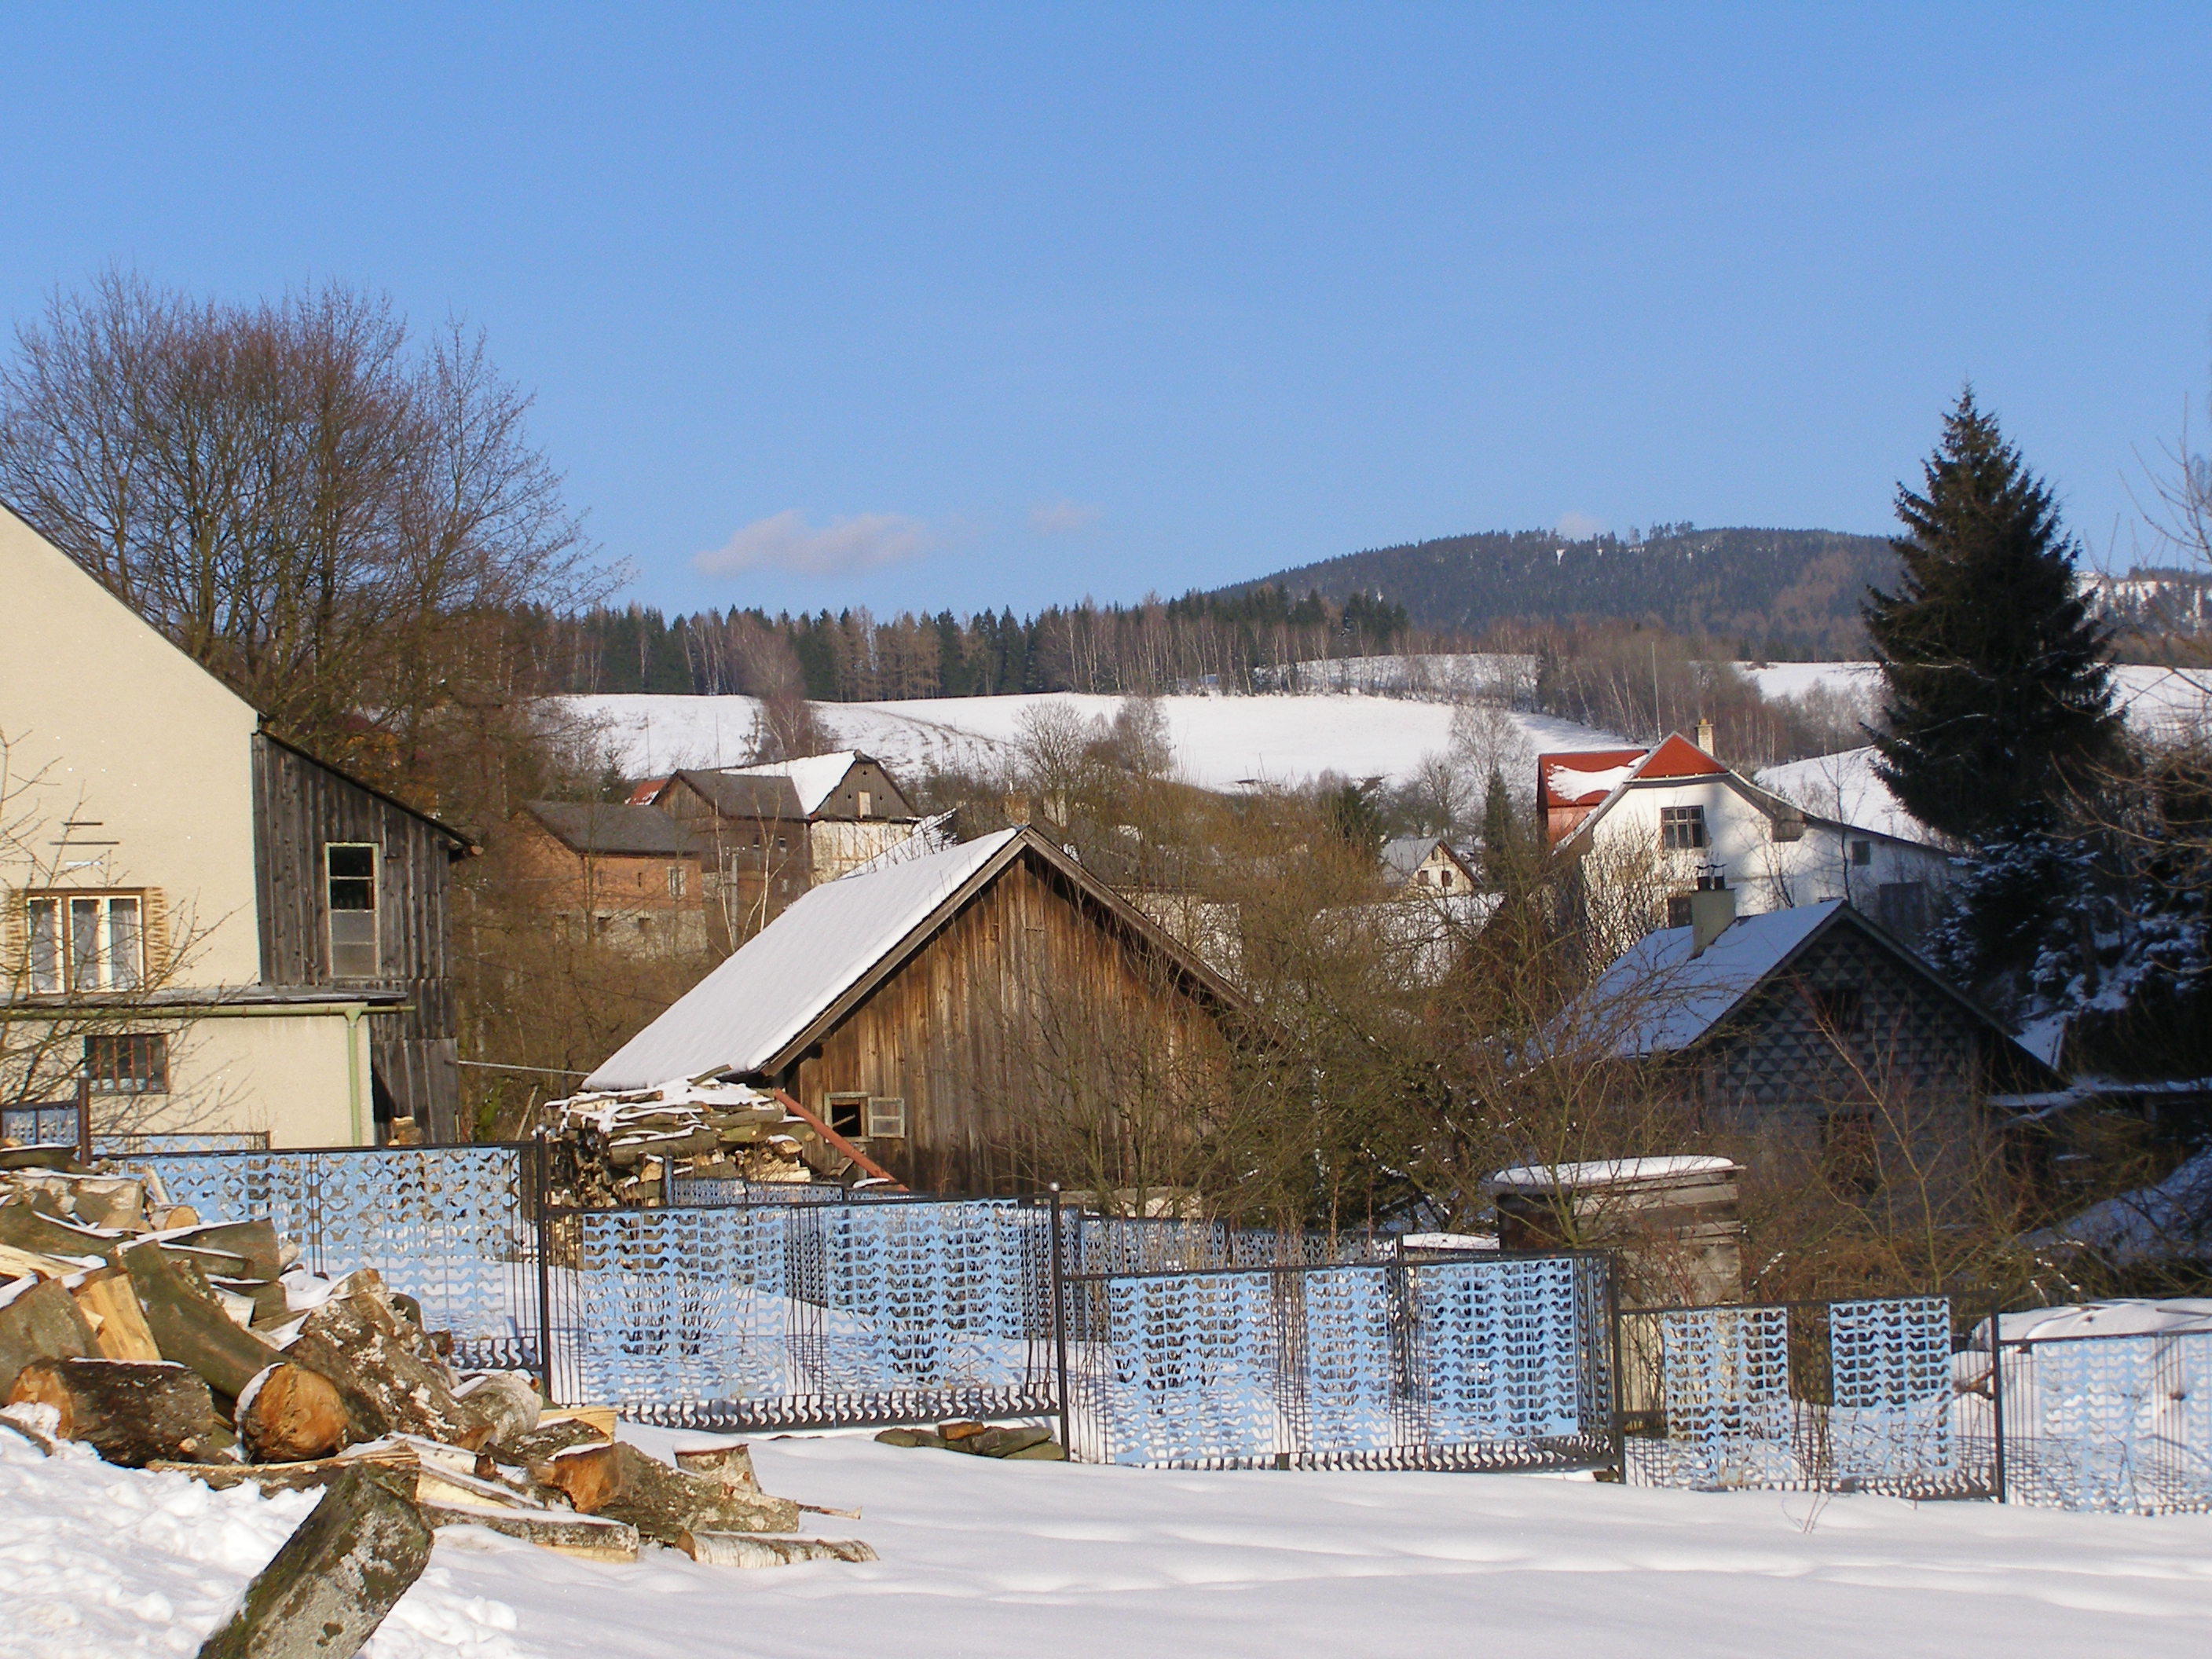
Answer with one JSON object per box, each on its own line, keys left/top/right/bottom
{"left": 558, "top": 691, "right": 1624, "bottom": 793}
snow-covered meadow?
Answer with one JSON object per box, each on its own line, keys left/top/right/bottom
{"left": 558, "top": 690, "right": 1619, "bottom": 794}
{"left": 9, "top": 1422, "right": 2212, "bottom": 1659}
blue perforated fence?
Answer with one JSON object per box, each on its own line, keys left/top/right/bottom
{"left": 1619, "top": 1295, "right": 1995, "bottom": 1499}
{"left": 540, "top": 1196, "right": 1058, "bottom": 1430}
{"left": 110, "top": 1144, "right": 542, "bottom": 1372}
{"left": 1058, "top": 1249, "right": 1617, "bottom": 1470}
{"left": 1998, "top": 1329, "right": 2212, "bottom": 1514}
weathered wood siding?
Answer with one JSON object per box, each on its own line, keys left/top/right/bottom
{"left": 251, "top": 737, "right": 463, "bottom": 1139}
{"left": 778, "top": 850, "right": 1235, "bottom": 1194}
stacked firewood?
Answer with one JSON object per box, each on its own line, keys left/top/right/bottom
{"left": 540, "top": 1080, "right": 836, "bottom": 1207}
{"left": 0, "top": 1149, "right": 870, "bottom": 1579}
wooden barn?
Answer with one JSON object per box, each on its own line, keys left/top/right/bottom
{"left": 584, "top": 826, "right": 1251, "bottom": 1193}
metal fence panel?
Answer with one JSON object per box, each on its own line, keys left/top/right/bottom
{"left": 118, "top": 1145, "right": 540, "bottom": 1372}
{"left": 1064, "top": 1251, "right": 1614, "bottom": 1471}
{"left": 547, "top": 1197, "right": 1057, "bottom": 1430}
{"left": 2001, "top": 1332, "right": 2212, "bottom": 1514}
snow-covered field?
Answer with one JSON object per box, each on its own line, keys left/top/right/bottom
{"left": 1742, "top": 661, "right": 2212, "bottom": 738}
{"left": 11, "top": 1422, "right": 2212, "bottom": 1659}
{"left": 559, "top": 691, "right": 1620, "bottom": 793}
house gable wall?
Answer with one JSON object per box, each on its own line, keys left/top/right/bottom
{"left": 782, "top": 851, "right": 1234, "bottom": 1194}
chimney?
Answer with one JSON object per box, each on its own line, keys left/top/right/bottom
{"left": 1695, "top": 716, "right": 1716, "bottom": 756}
{"left": 1688, "top": 881, "right": 1735, "bottom": 957}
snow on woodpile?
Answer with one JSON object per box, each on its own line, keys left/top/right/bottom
{"left": 541, "top": 1080, "right": 819, "bottom": 1207}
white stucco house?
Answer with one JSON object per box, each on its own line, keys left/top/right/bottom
{"left": 1539, "top": 731, "right": 1953, "bottom": 938}
{"left": 0, "top": 504, "right": 472, "bottom": 1148}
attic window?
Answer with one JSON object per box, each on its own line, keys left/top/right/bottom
{"left": 857, "top": 790, "right": 872, "bottom": 819}
{"left": 1850, "top": 839, "right": 1873, "bottom": 867}
{"left": 325, "top": 844, "right": 378, "bottom": 977}
{"left": 1659, "top": 805, "right": 1709, "bottom": 851}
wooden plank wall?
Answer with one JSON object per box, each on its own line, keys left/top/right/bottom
{"left": 786, "top": 851, "right": 1234, "bottom": 1194}
{"left": 251, "top": 736, "right": 463, "bottom": 1140}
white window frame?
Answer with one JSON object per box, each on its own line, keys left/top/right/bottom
{"left": 24, "top": 892, "right": 144, "bottom": 994}
{"left": 325, "top": 843, "right": 379, "bottom": 978}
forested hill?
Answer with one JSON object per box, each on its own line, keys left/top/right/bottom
{"left": 1225, "top": 526, "right": 1899, "bottom": 656}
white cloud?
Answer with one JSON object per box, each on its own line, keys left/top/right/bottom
{"left": 694, "top": 509, "right": 935, "bottom": 578}
{"left": 1028, "top": 499, "right": 1101, "bottom": 536}
{"left": 1553, "top": 511, "right": 1608, "bottom": 540}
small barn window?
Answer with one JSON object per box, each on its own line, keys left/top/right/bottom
{"left": 86, "top": 1033, "right": 167, "bottom": 1093}
{"left": 857, "top": 790, "right": 873, "bottom": 819}
{"left": 826, "top": 1093, "right": 867, "bottom": 1137}
{"left": 866, "top": 1096, "right": 906, "bottom": 1139}
{"left": 1659, "top": 806, "right": 1709, "bottom": 851}
{"left": 325, "top": 845, "right": 379, "bottom": 976}
{"left": 1850, "top": 839, "right": 1873, "bottom": 866}
{"left": 667, "top": 865, "right": 687, "bottom": 899}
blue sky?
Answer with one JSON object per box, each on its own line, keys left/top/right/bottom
{"left": 4, "top": 6, "right": 2209, "bottom": 619}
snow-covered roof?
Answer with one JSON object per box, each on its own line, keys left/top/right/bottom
{"left": 1379, "top": 835, "right": 1465, "bottom": 884}
{"left": 713, "top": 751, "right": 863, "bottom": 815}
{"left": 1538, "top": 748, "right": 1650, "bottom": 808}
{"left": 1489, "top": 1155, "right": 1738, "bottom": 1191}
{"left": 1755, "top": 746, "right": 1938, "bottom": 846}
{"left": 586, "top": 829, "right": 1023, "bottom": 1089}
{"left": 1573, "top": 902, "right": 1844, "bottom": 1057}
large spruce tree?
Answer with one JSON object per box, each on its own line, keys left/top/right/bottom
{"left": 1864, "top": 390, "right": 2120, "bottom": 842}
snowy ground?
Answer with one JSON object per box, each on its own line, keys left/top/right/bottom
{"left": 1741, "top": 661, "right": 2212, "bottom": 738}
{"left": 10, "top": 1423, "right": 2212, "bottom": 1659}
{"left": 559, "top": 690, "right": 1620, "bottom": 793}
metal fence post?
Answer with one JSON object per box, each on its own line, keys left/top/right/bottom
{"left": 1989, "top": 1294, "right": 2008, "bottom": 1505}
{"left": 1606, "top": 1251, "right": 1627, "bottom": 1483}
{"left": 534, "top": 1138, "right": 556, "bottom": 1404}
{"left": 1048, "top": 1185, "right": 1073, "bottom": 1458}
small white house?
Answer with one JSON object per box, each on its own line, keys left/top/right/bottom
{"left": 1540, "top": 732, "right": 1952, "bottom": 936}
{"left": 1379, "top": 835, "right": 1480, "bottom": 896}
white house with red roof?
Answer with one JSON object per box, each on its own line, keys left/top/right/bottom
{"left": 1537, "top": 730, "right": 1953, "bottom": 937}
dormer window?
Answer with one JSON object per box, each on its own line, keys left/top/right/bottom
{"left": 1660, "top": 805, "right": 1710, "bottom": 851}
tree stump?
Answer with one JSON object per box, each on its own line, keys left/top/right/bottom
{"left": 237, "top": 1364, "right": 350, "bottom": 1463}
{"left": 9, "top": 1357, "right": 218, "bottom": 1466}
{"left": 535, "top": 1442, "right": 800, "bottom": 1544}
{"left": 194, "top": 1466, "right": 433, "bottom": 1659}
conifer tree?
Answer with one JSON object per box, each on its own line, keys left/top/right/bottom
{"left": 1864, "top": 390, "right": 2120, "bottom": 842}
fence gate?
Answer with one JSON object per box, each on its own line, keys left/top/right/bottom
{"left": 542, "top": 1196, "right": 1057, "bottom": 1430}
{"left": 113, "top": 1144, "right": 541, "bottom": 1372}
{"left": 1059, "top": 1249, "right": 1614, "bottom": 1470}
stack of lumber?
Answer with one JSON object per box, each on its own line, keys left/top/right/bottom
{"left": 0, "top": 1155, "right": 871, "bottom": 1577}
{"left": 540, "top": 1080, "right": 824, "bottom": 1207}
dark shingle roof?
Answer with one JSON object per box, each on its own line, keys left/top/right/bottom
{"left": 527, "top": 802, "right": 698, "bottom": 857}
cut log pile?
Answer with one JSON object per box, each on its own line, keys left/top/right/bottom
{"left": 540, "top": 1080, "right": 825, "bottom": 1207}
{"left": 875, "top": 1419, "right": 1068, "bottom": 1459}
{"left": 0, "top": 1152, "right": 872, "bottom": 1612}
